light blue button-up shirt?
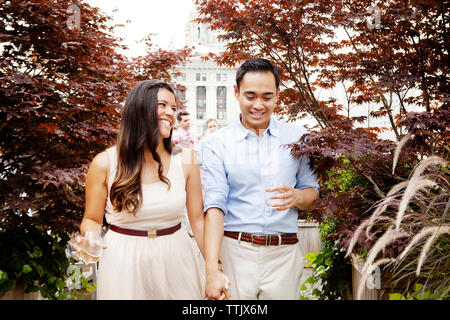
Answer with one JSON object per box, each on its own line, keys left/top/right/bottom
{"left": 201, "top": 115, "right": 319, "bottom": 234}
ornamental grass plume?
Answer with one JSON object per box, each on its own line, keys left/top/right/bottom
{"left": 360, "top": 227, "right": 408, "bottom": 275}
{"left": 351, "top": 134, "right": 449, "bottom": 300}
{"left": 415, "top": 226, "right": 450, "bottom": 277}
{"left": 392, "top": 134, "right": 413, "bottom": 175}
{"left": 398, "top": 226, "right": 450, "bottom": 263}
{"left": 345, "top": 215, "right": 393, "bottom": 258}
{"left": 395, "top": 178, "right": 437, "bottom": 231}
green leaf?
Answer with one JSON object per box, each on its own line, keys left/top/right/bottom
{"left": 80, "top": 276, "right": 88, "bottom": 287}
{"left": 389, "top": 293, "right": 405, "bottom": 300}
{"left": 304, "top": 252, "right": 318, "bottom": 265}
{"left": 414, "top": 283, "right": 424, "bottom": 292}
{"left": 26, "top": 283, "right": 39, "bottom": 293}
{"left": 0, "top": 270, "right": 8, "bottom": 284}
{"left": 56, "top": 279, "right": 66, "bottom": 290}
{"left": 0, "top": 280, "right": 15, "bottom": 295}
{"left": 35, "top": 264, "right": 45, "bottom": 277}
{"left": 32, "top": 246, "right": 43, "bottom": 258}
{"left": 304, "top": 276, "right": 316, "bottom": 285}
{"left": 300, "top": 283, "right": 307, "bottom": 291}
{"left": 85, "top": 284, "right": 95, "bottom": 292}
{"left": 48, "top": 275, "right": 57, "bottom": 284}
{"left": 420, "top": 290, "right": 432, "bottom": 300}
{"left": 22, "top": 264, "right": 32, "bottom": 274}
{"left": 312, "top": 288, "right": 321, "bottom": 297}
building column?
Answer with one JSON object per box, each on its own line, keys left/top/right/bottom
{"left": 207, "top": 85, "right": 217, "bottom": 119}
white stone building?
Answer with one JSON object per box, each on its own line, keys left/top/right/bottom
{"left": 174, "top": 10, "right": 238, "bottom": 140}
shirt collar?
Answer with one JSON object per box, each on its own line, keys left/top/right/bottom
{"left": 234, "top": 114, "right": 279, "bottom": 141}
{"left": 267, "top": 116, "right": 279, "bottom": 138}
{"left": 177, "top": 127, "right": 190, "bottom": 136}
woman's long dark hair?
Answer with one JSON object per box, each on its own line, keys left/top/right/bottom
{"left": 110, "top": 80, "right": 175, "bottom": 214}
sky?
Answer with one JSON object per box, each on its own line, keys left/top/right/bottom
{"left": 86, "top": 0, "right": 195, "bottom": 57}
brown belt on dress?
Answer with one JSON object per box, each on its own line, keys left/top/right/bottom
{"left": 109, "top": 223, "right": 181, "bottom": 238}
{"left": 224, "top": 231, "right": 299, "bottom": 246}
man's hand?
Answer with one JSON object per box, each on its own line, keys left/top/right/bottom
{"left": 205, "top": 270, "right": 232, "bottom": 300}
{"left": 266, "top": 186, "right": 318, "bottom": 211}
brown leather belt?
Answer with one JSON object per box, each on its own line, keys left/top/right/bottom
{"left": 224, "top": 231, "right": 299, "bottom": 246}
{"left": 110, "top": 223, "right": 181, "bottom": 238}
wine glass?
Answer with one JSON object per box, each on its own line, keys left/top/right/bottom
{"left": 67, "top": 231, "right": 105, "bottom": 264}
{"left": 264, "top": 179, "right": 284, "bottom": 208}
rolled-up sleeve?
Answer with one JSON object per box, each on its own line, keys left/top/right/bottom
{"left": 295, "top": 155, "right": 320, "bottom": 196}
{"left": 201, "top": 137, "right": 229, "bottom": 215}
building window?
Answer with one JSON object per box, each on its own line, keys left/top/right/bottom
{"left": 216, "top": 73, "right": 227, "bottom": 82}
{"left": 196, "top": 86, "right": 206, "bottom": 120}
{"left": 176, "top": 88, "right": 186, "bottom": 104}
{"left": 217, "top": 86, "right": 226, "bottom": 120}
{"left": 196, "top": 72, "right": 207, "bottom": 81}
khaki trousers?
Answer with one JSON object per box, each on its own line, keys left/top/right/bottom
{"left": 220, "top": 235, "right": 304, "bottom": 300}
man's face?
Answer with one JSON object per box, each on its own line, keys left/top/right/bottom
{"left": 234, "top": 71, "right": 279, "bottom": 133}
{"left": 178, "top": 115, "right": 190, "bottom": 131}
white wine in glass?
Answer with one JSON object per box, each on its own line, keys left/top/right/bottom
{"left": 68, "top": 231, "right": 104, "bottom": 264}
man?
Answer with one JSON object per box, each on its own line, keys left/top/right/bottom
{"left": 202, "top": 58, "right": 319, "bottom": 300}
{"left": 172, "top": 110, "right": 194, "bottom": 150}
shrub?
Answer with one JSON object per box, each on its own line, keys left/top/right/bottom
{"left": 0, "top": 225, "right": 70, "bottom": 299}
{"left": 345, "top": 137, "right": 449, "bottom": 299}
{"left": 300, "top": 218, "right": 352, "bottom": 300}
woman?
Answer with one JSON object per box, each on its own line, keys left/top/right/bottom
{"left": 205, "top": 118, "right": 218, "bottom": 134}
{"left": 79, "top": 80, "right": 206, "bottom": 299}
{"left": 197, "top": 118, "right": 219, "bottom": 168}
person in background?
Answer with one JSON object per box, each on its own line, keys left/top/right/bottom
{"left": 197, "top": 118, "right": 219, "bottom": 167}
{"left": 172, "top": 110, "right": 194, "bottom": 151}
{"left": 202, "top": 58, "right": 319, "bottom": 300}
{"left": 79, "top": 80, "right": 214, "bottom": 299}
{"left": 205, "top": 118, "right": 219, "bottom": 135}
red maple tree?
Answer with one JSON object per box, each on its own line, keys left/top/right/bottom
{"left": 0, "top": 0, "right": 192, "bottom": 234}
{"left": 194, "top": 0, "right": 449, "bottom": 256}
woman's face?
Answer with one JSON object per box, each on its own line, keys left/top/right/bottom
{"left": 207, "top": 120, "right": 218, "bottom": 134}
{"left": 156, "top": 88, "right": 177, "bottom": 139}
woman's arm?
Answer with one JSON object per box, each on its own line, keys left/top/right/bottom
{"left": 80, "top": 151, "right": 110, "bottom": 232}
{"left": 182, "top": 149, "right": 205, "bottom": 257}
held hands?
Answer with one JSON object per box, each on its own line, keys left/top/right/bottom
{"left": 205, "top": 269, "right": 232, "bottom": 300}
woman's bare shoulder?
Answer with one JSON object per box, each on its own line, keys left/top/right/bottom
{"left": 89, "top": 150, "right": 111, "bottom": 173}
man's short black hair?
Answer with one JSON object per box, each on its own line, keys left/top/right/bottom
{"left": 235, "top": 58, "right": 280, "bottom": 91}
{"left": 177, "top": 110, "right": 190, "bottom": 122}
